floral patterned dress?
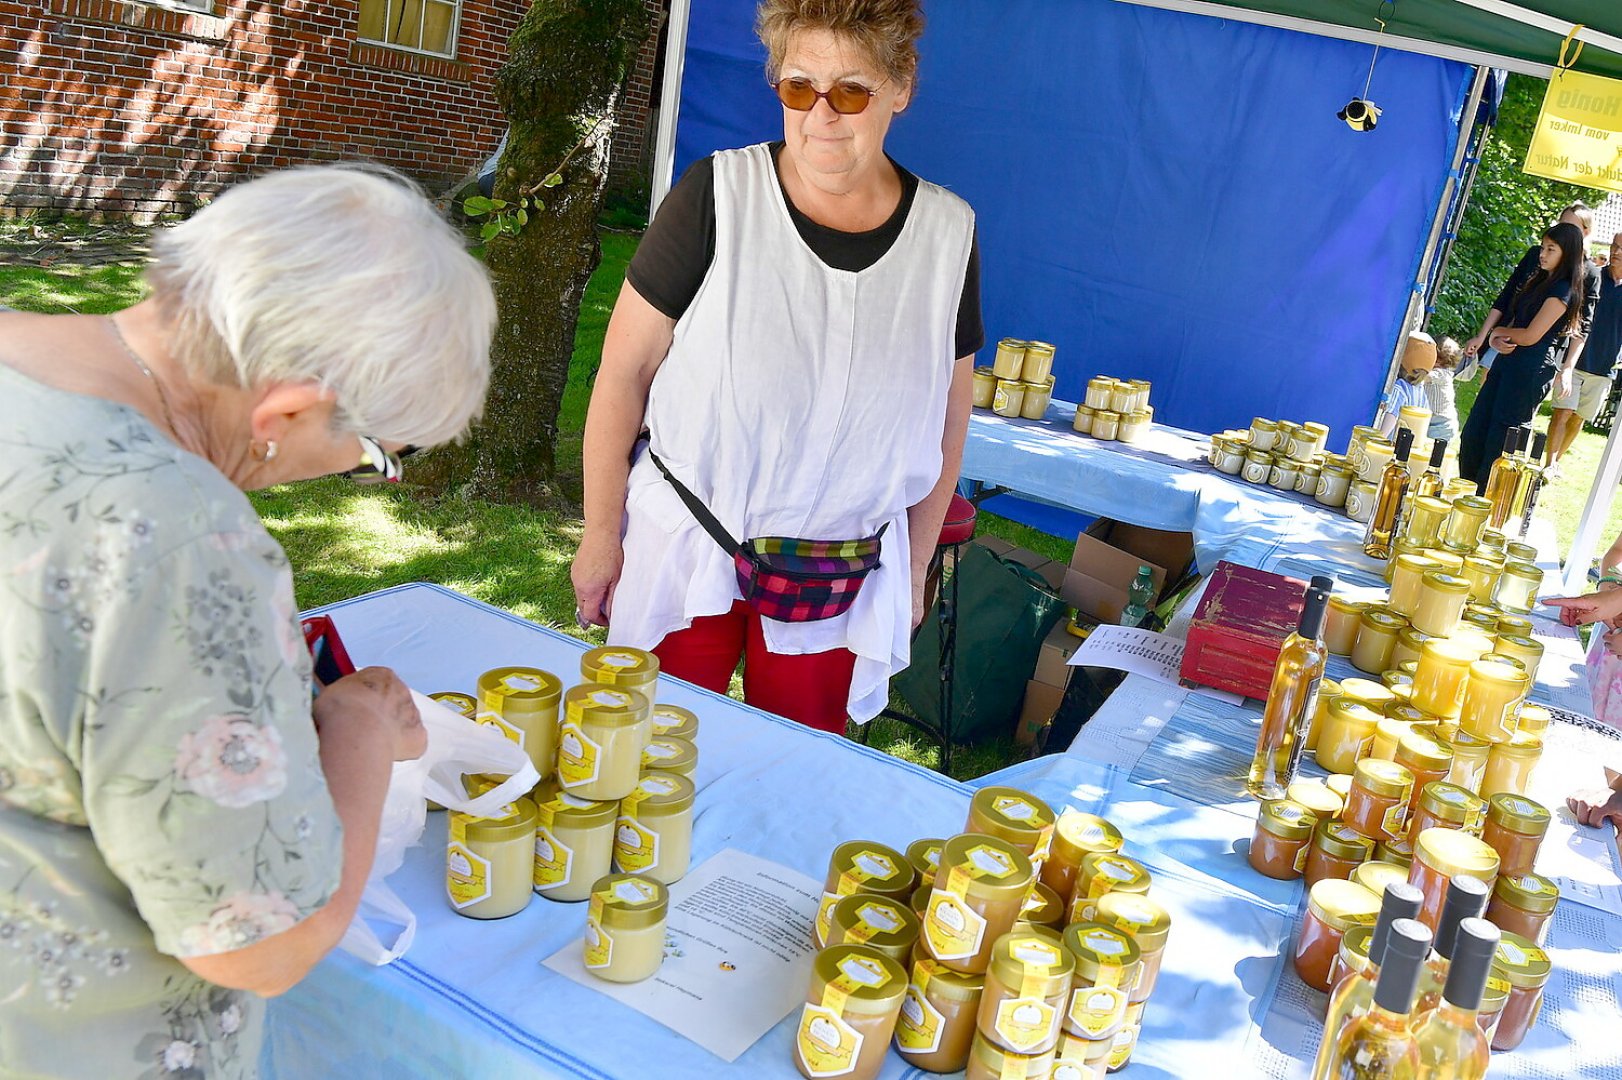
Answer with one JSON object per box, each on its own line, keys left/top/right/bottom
{"left": 0, "top": 363, "right": 343, "bottom": 1078}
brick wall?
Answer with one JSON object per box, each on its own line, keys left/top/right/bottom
{"left": 605, "top": 0, "right": 665, "bottom": 203}
{"left": 1, "top": 0, "right": 524, "bottom": 221}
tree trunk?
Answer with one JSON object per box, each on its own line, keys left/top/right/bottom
{"left": 413, "top": 0, "right": 651, "bottom": 502}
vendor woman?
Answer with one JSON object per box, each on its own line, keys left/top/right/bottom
{"left": 572, "top": 0, "right": 983, "bottom": 732}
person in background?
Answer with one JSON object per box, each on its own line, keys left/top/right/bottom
{"left": 1546, "top": 554, "right": 1622, "bottom": 830}
{"left": 1425, "top": 336, "right": 1463, "bottom": 443}
{"left": 1376, "top": 331, "right": 1435, "bottom": 440}
{"left": 1462, "top": 203, "right": 1594, "bottom": 380}
{"left": 1546, "top": 231, "right": 1622, "bottom": 478}
{"left": 0, "top": 165, "right": 495, "bottom": 1078}
{"left": 571, "top": 0, "right": 982, "bottom": 733}
{"left": 1456, "top": 221, "right": 1588, "bottom": 490}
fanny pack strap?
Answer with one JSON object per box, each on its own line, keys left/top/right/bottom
{"left": 648, "top": 450, "right": 742, "bottom": 557}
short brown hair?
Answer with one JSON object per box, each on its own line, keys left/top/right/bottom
{"left": 756, "top": 0, "right": 925, "bottom": 87}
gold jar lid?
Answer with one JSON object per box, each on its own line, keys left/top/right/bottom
{"left": 1384, "top": 702, "right": 1426, "bottom": 725}
{"left": 1382, "top": 670, "right": 1415, "bottom": 690}
{"left": 1313, "top": 820, "right": 1376, "bottom": 862}
{"left": 1461, "top": 612, "right": 1500, "bottom": 633}
{"left": 564, "top": 684, "right": 652, "bottom": 728}
{"left": 1052, "top": 812, "right": 1125, "bottom": 865}
{"left": 910, "top": 957, "right": 985, "bottom": 1002}
{"left": 968, "top": 1031, "right": 1052, "bottom": 1076}
{"left": 1376, "top": 834, "right": 1414, "bottom": 867}
{"left": 1245, "top": 449, "right": 1271, "bottom": 464}
{"left": 1351, "top": 860, "right": 1411, "bottom": 898}
{"left": 1424, "top": 550, "right": 1466, "bottom": 575}
{"left": 1354, "top": 758, "right": 1415, "bottom": 799}
{"left": 1480, "top": 973, "right": 1511, "bottom": 1012}
{"left": 1495, "top": 634, "right": 1543, "bottom": 659}
{"left": 590, "top": 872, "right": 669, "bottom": 930}
{"left": 454, "top": 796, "right": 539, "bottom": 844}
{"left": 938, "top": 834, "right": 1034, "bottom": 900}
{"left": 1339, "top": 679, "right": 1396, "bottom": 708}
{"left": 830, "top": 893, "right": 921, "bottom": 954}
{"left": 650, "top": 703, "right": 698, "bottom": 738}
{"left": 1301, "top": 421, "right": 1329, "bottom": 437}
{"left": 1327, "top": 700, "right": 1384, "bottom": 741}
{"left": 988, "top": 927, "right": 1074, "bottom": 997}
{"left": 828, "top": 840, "right": 914, "bottom": 897}
{"left": 1326, "top": 774, "right": 1355, "bottom": 800}
{"left": 1288, "top": 780, "right": 1345, "bottom": 819}
{"left": 1093, "top": 892, "right": 1172, "bottom": 951}
{"left": 1306, "top": 879, "right": 1381, "bottom": 932}
{"left": 1395, "top": 552, "right": 1441, "bottom": 576}
{"left": 1338, "top": 924, "right": 1377, "bottom": 978}
{"left": 532, "top": 779, "right": 618, "bottom": 829}
{"left": 974, "top": 365, "right": 997, "bottom": 378}
{"left": 969, "top": 787, "right": 1057, "bottom": 850}
{"left": 1026, "top": 341, "right": 1056, "bottom": 356}
{"left": 1127, "top": 408, "right": 1153, "bottom": 423}
{"left": 1319, "top": 676, "right": 1344, "bottom": 700}
{"left": 1359, "top": 609, "right": 1409, "bottom": 635}
{"left": 1396, "top": 626, "right": 1433, "bottom": 652}
{"left": 1329, "top": 596, "right": 1369, "bottom": 617}
{"left": 1492, "top": 932, "right": 1552, "bottom": 989}
{"left": 477, "top": 666, "right": 563, "bottom": 716}
{"left": 1515, "top": 704, "right": 1551, "bottom": 734}
{"left": 1498, "top": 729, "right": 1544, "bottom": 756}
{"left": 1395, "top": 727, "right": 1453, "bottom": 772}
{"left": 1446, "top": 728, "right": 1490, "bottom": 757}
{"left": 1465, "top": 657, "right": 1528, "bottom": 691}
{"left": 1504, "top": 541, "right": 1538, "bottom": 563}
{"left": 1062, "top": 921, "right": 1143, "bottom": 983}
{"left": 580, "top": 646, "right": 659, "bottom": 686}
{"left": 429, "top": 691, "right": 478, "bottom": 718}
{"left": 1417, "top": 781, "right": 1484, "bottom": 827}
{"left": 1414, "top": 827, "right": 1500, "bottom": 879}
{"left": 1420, "top": 637, "right": 1479, "bottom": 667}
{"left": 810, "top": 944, "right": 907, "bottom": 1012}
{"left": 641, "top": 735, "right": 697, "bottom": 776}
{"left": 1410, "top": 495, "right": 1452, "bottom": 517}
{"left": 1477, "top": 654, "right": 1527, "bottom": 678}
{"left": 1501, "top": 561, "right": 1542, "bottom": 584}
{"left": 1257, "top": 799, "right": 1317, "bottom": 841}
{"left": 1496, "top": 614, "right": 1533, "bottom": 635}
{"left": 906, "top": 838, "right": 944, "bottom": 881}
{"left": 1420, "top": 571, "right": 1471, "bottom": 596}
{"left": 621, "top": 771, "right": 696, "bottom": 817}
{"left": 1076, "top": 853, "right": 1151, "bottom": 898}
{"left": 1000, "top": 338, "right": 1031, "bottom": 349}
{"left": 1020, "top": 882, "right": 1066, "bottom": 928}
{"left": 1487, "top": 793, "right": 1550, "bottom": 836}
{"left": 1453, "top": 495, "right": 1493, "bottom": 515}
{"left": 1493, "top": 873, "right": 1560, "bottom": 915}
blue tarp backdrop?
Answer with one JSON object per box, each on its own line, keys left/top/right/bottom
{"left": 671, "top": 0, "right": 1475, "bottom": 449}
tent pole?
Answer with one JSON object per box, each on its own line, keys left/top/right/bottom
{"left": 1561, "top": 406, "right": 1622, "bottom": 594}
{"left": 649, "top": 0, "right": 692, "bottom": 217}
{"left": 1451, "top": 0, "right": 1622, "bottom": 59}
{"left": 1380, "top": 66, "right": 1492, "bottom": 413}
{"left": 1423, "top": 106, "right": 1493, "bottom": 331}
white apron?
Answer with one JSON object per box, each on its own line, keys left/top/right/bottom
{"left": 608, "top": 142, "right": 975, "bottom": 721}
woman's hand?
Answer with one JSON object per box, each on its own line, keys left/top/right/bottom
{"left": 1554, "top": 367, "right": 1574, "bottom": 402}
{"left": 1544, "top": 590, "right": 1622, "bottom": 627}
{"left": 1463, "top": 333, "right": 1485, "bottom": 359}
{"left": 572, "top": 530, "right": 624, "bottom": 628}
{"left": 1487, "top": 328, "right": 1518, "bottom": 354}
{"left": 1568, "top": 786, "right": 1622, "bottom": 830}
{"left": 313, "top": 666, "right": 425, "bottom": 761}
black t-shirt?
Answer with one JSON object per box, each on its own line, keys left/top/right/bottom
{"left": 1506, "top": 276, "right": 1575, "bottom": 359}
{"left": 627, "top": 144, "right": 985, "bottom": 359}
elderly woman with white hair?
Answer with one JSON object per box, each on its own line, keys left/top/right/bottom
{"left": 0, "top": 164, "right": 494, "bottom": 1077}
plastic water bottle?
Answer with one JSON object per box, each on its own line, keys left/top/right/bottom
{"left": 1120, "top": 566, "right": 1156, "bottom": 628}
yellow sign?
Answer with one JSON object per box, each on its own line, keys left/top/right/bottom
{"left": 1525, "top": 69, "right": 1622, "bottom": 192}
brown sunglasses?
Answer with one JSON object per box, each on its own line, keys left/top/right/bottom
{"left": 771, "top": 76, "right": 886, "bottom": 115}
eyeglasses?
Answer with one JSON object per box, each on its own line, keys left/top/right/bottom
{"left": 350, "top": 435, "right": 407, "bottom": 485}
{"left": 771, "top": 76, "right": 886, "bottom": 115}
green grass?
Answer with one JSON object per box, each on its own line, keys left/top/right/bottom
{"left": 0, "top": 262, "right": 148, "bottom": 313}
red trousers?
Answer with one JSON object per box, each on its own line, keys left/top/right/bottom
{"left": 652, "top": 601, "right": 856, "bottom": 734}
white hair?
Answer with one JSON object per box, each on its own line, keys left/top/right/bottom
{"left": 148, "top": 163, "right": 495, "bottom": 446}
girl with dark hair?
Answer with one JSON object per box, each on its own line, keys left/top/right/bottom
{"left": 1457, "top": 220, "right": 1588, "bottom": 489}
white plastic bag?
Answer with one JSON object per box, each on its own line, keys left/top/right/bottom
{"left": 338, "top": 690, "right": 541, "bottom": 964}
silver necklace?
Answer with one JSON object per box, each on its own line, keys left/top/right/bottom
{"left": 106, "top": 315, "right": 179, "bottom": 437}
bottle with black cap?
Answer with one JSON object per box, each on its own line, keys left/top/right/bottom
{"left": 1247, "top": 582, "right": 1330, "bottom": 800}
{"left": 1413, "top": 917, "right": 1500, "bottom": 1078}
{"left": 1514, "top": 431, "right": 1550, "bottom": 539}
{"left": 1309, "top": 881, "right": 1424, "bottom": 1080}
{"left": 1413, "top": 874, "right": 1490, "bottom": 1016}
{"left": 1483, "top": 426, "right": 1526, "bottom": 531}
{"left": 1323, "top": 917, "right": 1431, "bottom": 1078}
{"left": 1365, "top": 427, "right": 1415, "bottom": 559}
{"left": 1410, "top": 438, "right": 1448, "bottom": 502}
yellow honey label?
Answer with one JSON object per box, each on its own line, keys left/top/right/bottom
{"left": 963, "top": 845, "right": 1017, "bottom": 878}
{"left": 1086, "top": 856, "right": 1139, "bottom": 900}
{"left": 993, "top": 795, "right": 1038, "bottom": 821}
{"left": 446, "top": 841, "right": 490, "bottom": 909}
{"left": 614, "top": 815, "right": 659, "bottom": 874}
{"left": 845, "top": 901, "right": 902, "bottom": 944}
{"left": 1381, "top": 802, "right": 1408, "bottom": 839}
{"left": 557, "top": 721, "right": 601, "bottom": 787}
{"left": 498, "top": 673, "right": 545, "bottom": 694}
{"left": 1293, "top": 841, "right": 1310, "bottom": 874}
{"left": 924, "top": 889, "right": 986, "bottom": 962}
{"left": 995, "top": 996, "right": 1057, "bottom": 1052}
{"left": 596, "top": 651, "right": 643, "bottom": 671}
{"left": 583, "top": 916, "right": 613, "bottom": 969}
{"left": 822, "top": 952, "right": 889, "bottom": 1015}
{"left": 894, "top": 984, "right": 944, "bottom": 1053}
{"left": 1068, "top": 984, "right": 1129, "bottom": 1038}
{"left": 815, "top": 892, "right": 840, "bottom": 947}
{"left": 848, "top": 850, "right": 899, "bottom": 883}
{"left": 533, "top": 826, "right": 573, "bottom": 890}
{"left": 643, "top": 742, "right": 680, "bottom": 762}
{"left": 588, "top": 688, "right": 631, "bottom": 709}
{"left": 1051, "top": 1061, "right": 1089, "bottom": 1080}
{"left": 1107, "top": 1023, "right": 1139, "bottom": 1068}
{"left": 796, "top": 1004, "right": 862, "bottom": 1078}
{"left": 474, "top": 709, "right": 525, "bottom": 750}
{"left": 1033, "top": 822, "right": 1055, "bottom": 865}
{"left": 994, "top": 386, "right": 1011, "bottom": 411}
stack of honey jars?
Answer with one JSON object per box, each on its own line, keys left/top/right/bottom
{"left": 799, "top": 787, "right": 1172, "bottom": 1079}
{"left": 1206, "top": 416, "right": 1338, "bottom": 501}
{"left": 975, "top": 339, "right": 1060, "bottom": 421}
{"left": 1075, "top": 375, "right": 1154, "bottom": 445}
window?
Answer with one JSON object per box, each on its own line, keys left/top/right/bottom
{"left": 357, "top": 0, "right": 460, "bottom": 58}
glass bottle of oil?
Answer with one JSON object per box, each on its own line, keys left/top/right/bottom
{"left": 1483, "top": 427, "right": 1525, "bottom": 531}
{"left": 1412, "top": 917, "right": 1498, "bottom": 1079}
{"left": 1364, "top": 426, "right": 1415, "bottom": 560}
{"left": 1509, "top": 431, "right": 1546, "bottom": 537}
{"left": 1246, "top": 585, "right": 1329, "bottom": 800}
{"left": 1411, "top": 438, "right": 1447, "bottom": 501}
{"left": 1321, "top": 918, "right": 1431, "bottom": 1079}
{"left": 1309, "top": 882, "right": 1423, "bottom": 1080}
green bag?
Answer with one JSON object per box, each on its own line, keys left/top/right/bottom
{"left": 895, "top": 544, "right": 1065, "bottom": 745}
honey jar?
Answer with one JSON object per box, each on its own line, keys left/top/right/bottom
{"left": 826, "top": 894, "right": 922, "bottom": 965}
{"left": 475, "top": 667, "right": 564, "bottom": 782}
{"left": 580, "top": 646, "right": 659, "bottom": 696}
{"left": 992, "top": 380, "right": 1026, "bottom": 419}
{"left": 923, "top": 835, "right": 1035, "bottom": 974}
{"left": 1288, "top": 779, "right": 1346, "bottom": 821}
{"left": 531, "top": 780, "right": 617, "bottom": 902}
{"left": 1304, "top": 819, "right": 1375, "bottom": 886}
{"left": 967, "top": 787, "right": 1057, "bottom": 869}
{"left": 1294, "top": 879, "right": 1380, "bottom": 992}
{"left": 1411, "top": 638, "right": 1476, "bottom": 720}
{"left": 907, "top": 838, "right": 944, "bottom": 883}
{"left": 650, "top": 704, "right": 699, "bottom": 741}
{"left": 1488, "top": 933, "right": 1551, "bottom": 1052}
{"left": 972, "top": 367, "right": 998, "bottom": 408}
{"left": 1343, "top": 759, "right": 1415, "bottom": 843}
{"left": 1485, "top": 874, "right": 1558, "bottom": 947}
{"left": 1389, "top": 626, "right": 1434, "bottom": 670}
{"left": 1249, "top": 799, "right": 1317, "bottom": 880}
{"left": 1067, "top": 853, "right": 1150, "bottom": 924}
{"left": 1350, "top": 860, "right": 1411, "bottom": 900}
{"left": 1459, "top": 555, "right": 1503, "bottom": 605}
{"left": 1458, "top": 660, "right": 1529, "bottom": 744}
{"left": 1444, "top": 729, "right": 1491, "bottom": 792}
{"left": 1407, "top": 781, "right": 1485, "bottom": 838}
{"left": 1344, "top": 479, "right": 1379, "bottom": 522}
{"left": 1408, "top": 828, "right": 1500, "bottom": 932}
{"left": 1242, "top": 449, "right": 1271, "bottom": 483}
{"left": 1085, "top": 377, "right": 1114, "bottom": 411}
{"left": 1493, "top": 635, "right": 1544, "bottom": 685}
{"left": 1351, "top": 610, "right": 1407, "bottom": 674}
{"left": 1315, "top": 465, "right": 1354, "bottom": 507}
{"left": 976, "top": 929, "right": 1073, "bottom": 1055}
{"left": 1441, "top": 496, "right": 1493, "bottom": 554}
{"left": 584, "top": 873, "right": 670, "bottom": 984}
{"left": 1393, "top": 728, "right": 1453, "bottom": 812}
{"left": 1323, "top": 599, "right": 1367, "bottom": 656}
{"left": 1388, "top": 553, "right": 1441, "bottom": 618}
{"left": 1295, "top": 462, "right": 1322, "bottom": 495}
{"left": 1021, "top": 342, "right": 1056, "bottom": 383}
{"left": 1041, "top": 813, "right": 1124, "bottom": 902}
{"left": 558, "top": 684, "right": 653, "bottom": 802}
{"left": 447, "top": 797, "right": 539, "bottom": 920}
{"left": 1305, "top": 678, "right": 1344, "bottom": 750}
{"left": 993, "top": 339, "right": 1029, "bottom": 379}
{"left": 1514, "top": 704, "right": 1551, "bottom": 737}
{"left": 1092, "top": 892, "right": 1171, "bottom": 1003}
{"left": 1315, "top": 698, "right": 1382, "bottom": 774}
{"left": 815, "top": 841, "right": 915, "bottom": 947}
{"left": 1410, "top": 572, "right": 1471, "bottom": 637}
{"left": 1268, "top": 457, "right": 1301, "bottom": 491}
{"left": 1401, "top": 496, "right": 1452, "bottom": 548}
{"left": 1092, "top": 409, "right": 1121, "bottom": 441}
{"left": 613, "top": 771, "right": 695, "bottom": 885}
{"left": 1073, "top": 405, "right": 1096, "bottom": 436}
{"left": 1479, "top": 793, "right": 1549, "bottom": 878}
{"left": 1020, "top": 377, "right": 1055, "bottom": 420}
{"left": 1493, "top": 562, "right": 1543, "bottom": 615}
{"left": 1118, "top": 408, "right": 1153, "bottom": 444}
{"left": 794, "top": 944, "right": 907, "bottom": 1080}
{"left": 1060, "top": 922, "right": 1142, "bottom": 1041}
{"left": 1357, "top": 439, "right": 1394, "bottom": 483}
{"left": 895, "top": 958, "right": 985, "bottom": 1072}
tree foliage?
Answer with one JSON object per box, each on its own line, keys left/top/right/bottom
{"left": 1430, "top": 73, "right": 1606, "bottom": 340}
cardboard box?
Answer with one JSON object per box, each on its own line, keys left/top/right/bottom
{"left": 1062, "top": 519, "right": 1196, "bottom": 624}
{"left": 1016, "top": 679, "right": 1066, "bottom": 747}
{"left": 1033, "top": 620, "right": 1084, "bottom": 688}
{"left": 1179, "top": 561, "right": 1308, "bottom": 700}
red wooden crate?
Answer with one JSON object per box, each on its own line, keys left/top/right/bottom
{"left": 1179, "top": 561, "right": 1309, "bottom": 701}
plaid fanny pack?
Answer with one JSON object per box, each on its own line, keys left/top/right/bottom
{"left": 649, "top": 451, "right": 886, "bottom": 623}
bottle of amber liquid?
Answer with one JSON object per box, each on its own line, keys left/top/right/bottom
{"left": 1364, "top": 427, "right": 1415, "bottom": 560}
{"left": 1309, "top": 882, "right": 1423, "bottom": 1080}
{"left": 1247, "top": 585, "right": 1330, "bottom": 800}
{"left": 1511, "top": 432, "right": 1548, "bottom": 539}
{"left": 1482, "top": 427, "right": 1525, "bottom": 531}
{"left": 1412, "top": 917, "right": 1499, "bottom": 1079}
{"left": 1411, "top": 439, "right": 1447, "bottom": 502}
{"left": 1321, "top": 918, "right": 1431, "bottom": 1079}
